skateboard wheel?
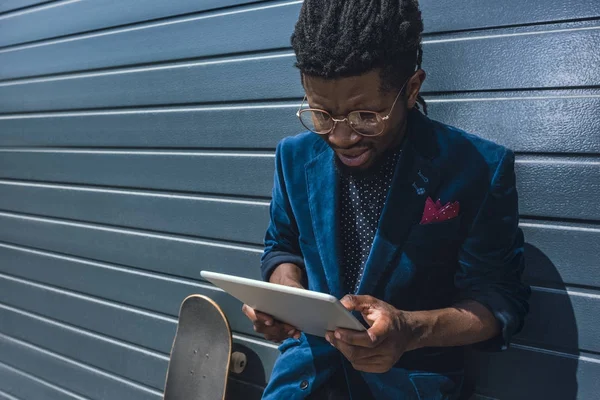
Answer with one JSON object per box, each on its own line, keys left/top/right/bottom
{"left": 230, "top": 351, "right": 247, "bottom": 374}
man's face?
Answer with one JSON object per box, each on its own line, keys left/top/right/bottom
{"left": 303, "top": 69, "right": 420, "bottom": 171}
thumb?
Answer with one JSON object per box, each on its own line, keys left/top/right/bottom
{"left": 340, "top": 295, "right": 375, "bottom": 312}
{"left": 340, "top": 294, "right": 358, "bottom": 311}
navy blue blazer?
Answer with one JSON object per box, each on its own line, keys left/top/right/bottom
{"left": 260, "top": 109, "right": 530, "bottom": 399}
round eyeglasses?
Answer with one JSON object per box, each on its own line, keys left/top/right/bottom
{"left": 296, "top": 81, "right": 407, "bottom": 137}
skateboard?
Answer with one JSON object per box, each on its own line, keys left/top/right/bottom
{"left": 164, "top": 295, "right": 247, "bottom": 400}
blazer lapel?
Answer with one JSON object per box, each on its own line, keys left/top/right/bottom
{"left": 356, "top": 111, "right": 442, "bottom": 296}
{"left": 305, "top": 147, "right": 344, "bottom": 299}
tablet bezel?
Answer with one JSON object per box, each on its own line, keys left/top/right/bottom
{"left": 200, "top": 270, "right": 366, "bottom": 337}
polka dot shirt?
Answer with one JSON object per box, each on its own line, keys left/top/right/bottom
{"left": 339, "top": 149, "right": 401, "bottom": 294}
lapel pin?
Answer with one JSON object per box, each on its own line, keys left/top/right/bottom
{"left": 412, "top": 182, "right": 426, "bottom": 195}
{"left": 417, "top": 170, "right": 429, "bottom": 183}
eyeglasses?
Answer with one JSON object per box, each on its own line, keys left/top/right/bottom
{"left": 296, "top": 80, "right": 407, "bottom": 137}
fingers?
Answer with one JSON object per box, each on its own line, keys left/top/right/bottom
{"left": 332, "top": 309, "right": 391, "bottom": 347}
{"left": 325, "top": 332, "right": 392, "bottom": 373}
{"left": 327, "top": 296, "right": 403, "bottom": 373}
{"left": 259, "top": 321, "right": 299, "bottom": 342}
{"left": 363, "top": 314, "right": 391, "bottom": 343}
{"left": 325, "top": 331, "right": 374, "bottom": 362}
{"left": 241, "top": 304, "right": 272, "bottom": 327}
{"left": 252, "top": 310, "right": 299, "bottom": 336}
{"left": 331, "top": 329, "right": 380, "bottom": 348}
{"left": 254, "top": 310, "right": 275, "bottom": 326}
{"left": 340, "top": 295, "right": 376, "bottom": 313}
{"left": 242, "top": 304, "right": 300, "bottom": 342}
{"left": 350, "top": 357, "right": 392, "bottom": 374}
{"left": 340, "top": 294, "right": 358, "bottom": 311}
{"left": 281, "top": 323, "right": 302, "bottom": 340}
{"left": 241, "top": 303, "right": 259, "bottom": 323}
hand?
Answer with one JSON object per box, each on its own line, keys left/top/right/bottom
{"left": 325, "top": 295, "right": 417, "bottom": 373}
{"left": 241, "top": 263, "right": 304, "bottom": 343}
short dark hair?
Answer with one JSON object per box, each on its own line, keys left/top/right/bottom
{"left": 291, "top": 0, "right": 427, "bottom": 113}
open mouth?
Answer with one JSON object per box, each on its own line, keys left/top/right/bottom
{"left": 336, "top": 148, "right": 372, "bottom": 168}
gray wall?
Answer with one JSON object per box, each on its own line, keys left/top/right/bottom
{"left": 0, "top": 1, "right": 598, "bottom": 399}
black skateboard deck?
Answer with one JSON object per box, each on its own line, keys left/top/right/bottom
{"left": 164, "top": 295, "right": 233, "bottom": 400}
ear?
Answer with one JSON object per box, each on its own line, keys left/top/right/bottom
{"left": 406, "top": 69, "right": 426, "bottom": 109}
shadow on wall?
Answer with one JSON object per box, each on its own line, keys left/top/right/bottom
{"left": 464, "top": 243, "right": 579, "bottom": 400}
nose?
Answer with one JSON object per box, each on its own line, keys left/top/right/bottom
{"left": 327, "top": 119, "right": 362, "bottom": 148}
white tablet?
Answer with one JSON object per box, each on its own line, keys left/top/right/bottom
{"left": 200, "top": 270, "right": 366, "bottom": 338}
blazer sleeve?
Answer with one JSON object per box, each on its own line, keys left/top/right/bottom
{"left": 260, "top": 140, "right": 305, "bottom": 281}
{"left": 455, "top": 148, "right": 531, "bottom": 351}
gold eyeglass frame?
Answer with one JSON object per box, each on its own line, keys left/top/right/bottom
{"left": 296, "top": 80, "right": 408, "bottom": 137}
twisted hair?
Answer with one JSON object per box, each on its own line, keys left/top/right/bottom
{"left": 291, "top": 0, "right": 427, "bottom": 114}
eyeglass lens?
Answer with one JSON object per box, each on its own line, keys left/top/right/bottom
{"left": 299, "top": 110, "right": 384, "bottom": 136}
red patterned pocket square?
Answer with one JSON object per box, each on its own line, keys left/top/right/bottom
{"left": 420, "top": 197, "right": 460, "bottom": 225}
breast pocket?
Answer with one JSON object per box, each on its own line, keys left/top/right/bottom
{"left": 403, "top": 215, "right": 463, "bottom": 265}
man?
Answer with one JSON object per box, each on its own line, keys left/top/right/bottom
{"left": 242, "top": 1, "right": 531, "bottom": 398}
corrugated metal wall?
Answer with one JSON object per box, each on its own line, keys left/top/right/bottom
{"left": 0, "top": 1, "right": 598, "bottom": 399}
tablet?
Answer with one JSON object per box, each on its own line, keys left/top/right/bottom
{"left": 200, "top": 270, "right": 366, "bottom": 338}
